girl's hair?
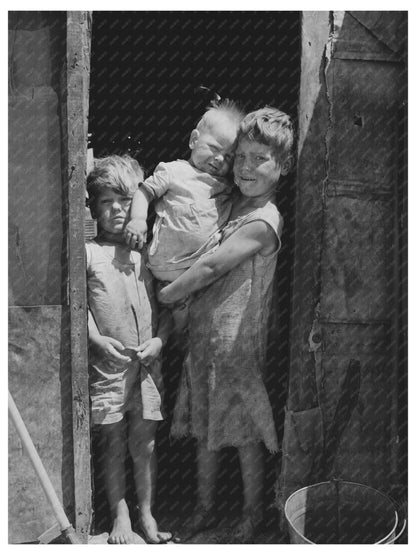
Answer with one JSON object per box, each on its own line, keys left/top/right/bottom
{"left": 87, "top": 154, "right": 144, "bottom": 214}
{"left": 196, "top": 98, "right": 245, "bottom": 133}
{"left": 238, "top": 107, "right": 295, "bottom": 170}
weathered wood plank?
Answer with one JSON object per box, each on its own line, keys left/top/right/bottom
{"left": 60, "top": 11, "right": 92, "bottom": 541}
{"left": 9, "top": 307, "right": 65, "bottom": 543}
{"left": 287, "top": 11, "right": 332, "bottom": 411}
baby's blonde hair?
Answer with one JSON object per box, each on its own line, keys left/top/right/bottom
{"left": 196, "top": 99, "right": 245, "bottom": 134}
{"left": 238, "top": 107, "right": 294, "bottom": 170}
{"left": 87, "top": 154, "right": 144, "bottom": 215}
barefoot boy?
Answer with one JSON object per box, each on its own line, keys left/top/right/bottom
{"left": 86, "top": 155, "right": 172, "bottom": 544}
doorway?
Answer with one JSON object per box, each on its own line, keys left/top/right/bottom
{"left": 89, "top": 11, "right": 301, "bottom": 536}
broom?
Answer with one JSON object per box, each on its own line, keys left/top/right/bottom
{"left": 8, "top": 391, "right": 82, "bottom": 544}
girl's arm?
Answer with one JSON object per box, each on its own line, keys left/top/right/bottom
{"left": 159, "top": 220, "right": 277, "bottom": 305}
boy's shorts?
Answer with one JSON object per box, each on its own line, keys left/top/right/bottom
{"left": 89, "top": 358, "right": 164, "bottom": 426}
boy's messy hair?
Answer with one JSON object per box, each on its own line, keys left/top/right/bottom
{"left": 196, "top": 98, "right": 245, "bottom": 133}
{"left": 87, "top": 154, "right": 144, "bottom": 215}
{"left": 238, "top": 107, "right": 295, "bottom": 172}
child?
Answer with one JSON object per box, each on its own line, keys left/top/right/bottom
{"left": 86, "top": 155, "right": 172, "bottom": 544}
{"left": 158, "top": 107, "right": 294, "bottom": 542}
{"left": 123, "top": 101, "right": 245, "bottom": 330}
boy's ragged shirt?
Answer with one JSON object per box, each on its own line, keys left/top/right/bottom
{"left": 141, "top": 160, "right": 234, "bottom": 275}
{"left": 86, "top": 240, "right": 163, "bottom": 424}
{"left": 86, "top": 241, "right": 157, "bottom": 352}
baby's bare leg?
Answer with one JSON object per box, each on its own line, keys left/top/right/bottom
{"left": 128, "top": 414, "right": 172, "bottom": 543}
{"left": 98, "top": 420, "right": 144, "bottom": 544}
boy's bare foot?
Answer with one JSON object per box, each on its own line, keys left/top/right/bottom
{"left": 138, "top": 510, "right": 173, "bottom": 544}
{"left": 229, "top": 510, "right": 262, "bottom": 543}
{"left": 108, "top": 514, "right": 145, "bottom": 544}
{"left": 178, "top": 505, "right": 218, "bottom": 541}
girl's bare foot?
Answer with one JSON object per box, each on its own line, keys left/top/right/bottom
{"left": 179, "top": 504, "right": 218, "bottom": 541}
{"left": 108, "top": 513, "right": 145, "bottom": 544}
{"left": 229, "top": 510, "right": 262, "bottom": 543}
{"left": 138, "top": 510, "right": 173, "bottom": 544}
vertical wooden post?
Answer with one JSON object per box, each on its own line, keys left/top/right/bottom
{"left": 61, "top": 11, "right": 92, "bottom": 541}
{"left": 288, "top": 11, "right": 332, "bottom": 411}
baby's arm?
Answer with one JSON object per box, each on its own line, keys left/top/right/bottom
{"left": 88, "top": 310, "right": 132, "bottom": 364}
{"left": 124, "top": 163, "right": 171, "bottom": 250}
{"left": 123, "top": 187, "right": 152, "bottom": 250}
{"left": 136, "top": 308, "right": 172, "bottom": 366}
{"left": 158, "top": 220, "right": 277, "bottom": 305}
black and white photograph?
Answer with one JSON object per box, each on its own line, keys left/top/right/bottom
{"left": 7, "top": 7, "right": 408, "bottom": 545}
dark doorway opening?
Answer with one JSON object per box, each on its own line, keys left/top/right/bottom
{"left": 89, "top": 11, "right": 301, "bottom": 538}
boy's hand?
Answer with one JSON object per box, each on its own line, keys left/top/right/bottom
{"left": 123, "top": 218, "right": 147, "bottom": 250}
{"left": 91, "top": 336, "right": 132, "bottom": 364}
{"left": 135, "top": 338, "right": 163, "bottom": 366}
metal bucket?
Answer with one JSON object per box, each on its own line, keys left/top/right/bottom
{"left": 284, "top": 480, "right": 406, "bottom": 544}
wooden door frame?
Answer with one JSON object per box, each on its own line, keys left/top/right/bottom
{"left": 61, "top": 11, "right": 92, "bottom": 541}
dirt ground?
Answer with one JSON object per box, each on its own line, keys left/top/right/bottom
{"left": 89, "top": 506, "right": 290, "bottom": 544}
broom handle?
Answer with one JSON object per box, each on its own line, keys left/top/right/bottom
{"left": 8, "top": 391, "right": 72, "bottom": 532}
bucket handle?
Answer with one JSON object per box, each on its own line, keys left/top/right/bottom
{"left": 388, "top": 498, "right": 407, "bottom": 544}
{"left": 392, "top": 516, "right": 407, "bottom": 544}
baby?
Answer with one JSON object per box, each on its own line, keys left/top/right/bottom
{"left": 123, "top": 101, "right": 245, "bottom": 330}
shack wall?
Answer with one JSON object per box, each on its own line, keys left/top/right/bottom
{"left": 8, "top": 12, "right": 91, "bottom": 543}
{"left": 8, "top": 9, "right": 406, "bottom": 543}
{"left": 280, "top": 11, "right": 406, "bottom": 502}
